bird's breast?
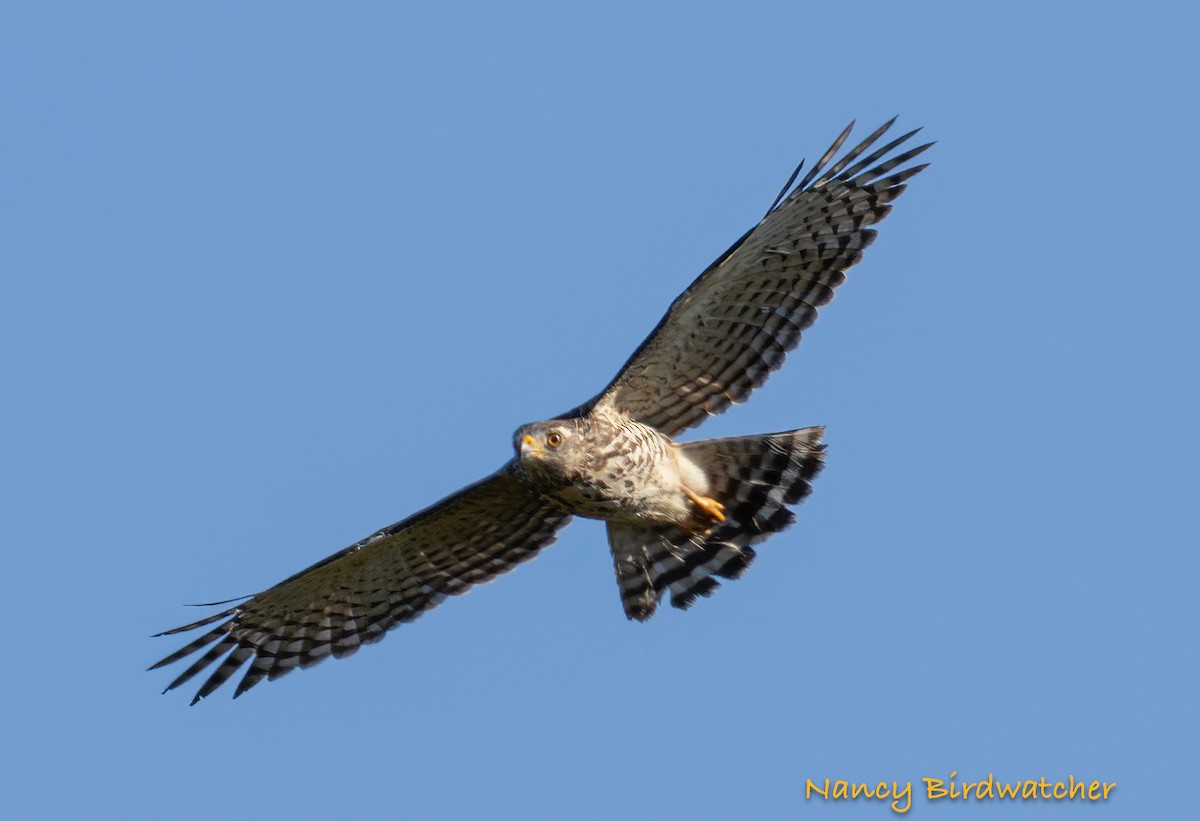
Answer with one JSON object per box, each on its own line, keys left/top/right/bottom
{"left": 539, "top": 421, "right": 690, "bottom": 525}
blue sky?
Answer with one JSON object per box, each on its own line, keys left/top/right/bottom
{"left": 1, "top": 2, "right": 1195, "bottom": 818}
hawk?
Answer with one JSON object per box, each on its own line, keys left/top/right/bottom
{"left": 152, "top": 119, "right": 931, "bottom": 703}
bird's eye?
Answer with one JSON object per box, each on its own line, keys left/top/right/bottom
{"left": 546, "top": 432, "right": 563, "bottom": 448}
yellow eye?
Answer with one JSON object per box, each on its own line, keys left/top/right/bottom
{"left": 546, "top": 431, "right": 563, "bottom": 448}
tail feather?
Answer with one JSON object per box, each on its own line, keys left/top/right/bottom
{"left": 607, "top": 426, "right": 825, "bottom": 620}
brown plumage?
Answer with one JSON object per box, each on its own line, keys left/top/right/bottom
{"left": 151, "top": 119, "right": 931, "bottom": 702}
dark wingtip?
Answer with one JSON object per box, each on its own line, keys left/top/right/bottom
{"left": 906, "top": 162, "right": 933, "bottom": 177}
{"left": 766, "top": 157, "right": 805, "bottom": 216}
{"left": 183, "top": 593, "right": 254, "bottom": 607}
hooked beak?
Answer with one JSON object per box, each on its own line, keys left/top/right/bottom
{"left": 520, "top": 434, "right": 545, "bottom": 458}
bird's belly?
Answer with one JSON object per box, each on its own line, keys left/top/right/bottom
{"left": 549, "top": 475, "right": 689, "bottom": 526}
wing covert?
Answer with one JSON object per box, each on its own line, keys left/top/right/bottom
{"left": 150, "top": 468, "right": 571, "bottom": 703}
{"left": 583, "top": 119, "right": 932, "bottom": 436}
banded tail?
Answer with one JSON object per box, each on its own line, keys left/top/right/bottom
{"left": 607, "top": 426, "right": 825, "bottom": 620}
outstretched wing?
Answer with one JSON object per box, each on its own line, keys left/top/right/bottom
{"left": 582, "top": 119, "right": 932, "bottom": 437}
{"left": 150, "top": 469, "right": 571, "bottom": 704}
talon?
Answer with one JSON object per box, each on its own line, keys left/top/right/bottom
{"left": 684, "top": 487, "right": 725, "bottom": 524}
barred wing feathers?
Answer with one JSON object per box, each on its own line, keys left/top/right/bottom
{"left": 591, "top": 119, "right": 932, "bottom": 437}
{"left": 150, "top": 469, "right": 571, "bottom": 704}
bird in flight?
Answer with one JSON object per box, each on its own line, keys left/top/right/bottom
{"left": 152, "top": 119, "right": 932, "bottom": 703}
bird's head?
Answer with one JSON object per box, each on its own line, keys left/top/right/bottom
{"left": 511, "top": 420, "right": 581, "bottom": 488}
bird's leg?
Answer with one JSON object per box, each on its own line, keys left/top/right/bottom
{"left": 683, "top": 486, "right": 725, "bottom": 535}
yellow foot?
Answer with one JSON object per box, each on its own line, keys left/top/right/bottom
{"left": 684, "top": 486, "right": 726, "bottom": 528}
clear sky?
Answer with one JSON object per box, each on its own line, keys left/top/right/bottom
{"left": 1, "top": 2, "right": 1195, "bottom": 819}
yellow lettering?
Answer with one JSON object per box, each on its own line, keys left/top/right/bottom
{"left": 996, "top": 780, "right": 1020, "bottom": 799}
{"left": 849, "top": 782, "right": 876, "bottom": 800}
{"left": 805, "top": 773, "right": 1113, "bottom": 808}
